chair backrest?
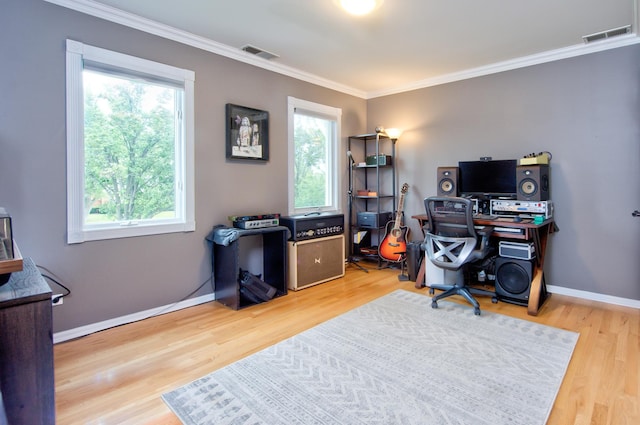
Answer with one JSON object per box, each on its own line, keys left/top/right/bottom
{"left": 424, "top": 197, "right": 477, "bottom": 240}
{"left": 423, "top": 197, "right": 479, "bottom": 270}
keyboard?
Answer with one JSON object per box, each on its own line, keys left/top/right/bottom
{"left": 474, "top": 214, "right": 498, "bottom": 220}
{"left": 493, "top": 227, "right": 525, "bottom": 233}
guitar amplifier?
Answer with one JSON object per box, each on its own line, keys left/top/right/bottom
{"left": 279, "top": 213, "right": 344, "bottom": 241}
{"left": 288, "top": 235, "right": 345, "bottom": 290}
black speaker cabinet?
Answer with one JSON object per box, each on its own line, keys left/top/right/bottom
{"left": 406, "top": 242, "right": 423, "bottom": 282}
{"left": 494, "top": 257, "right": 534, "bottom": 306}
{"left": 516, "top": 165, "right": 550, "bottom": 201}
{"left": 288, "top": 235, "right": 345, "bottom": 290}
{"left": 437, "top": 166, "right": 459, "bottom": 197}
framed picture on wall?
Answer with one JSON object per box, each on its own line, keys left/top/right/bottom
{"left": 225, "top": 103, "right": 269, "bottom": 161}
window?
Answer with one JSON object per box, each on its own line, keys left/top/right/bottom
{"left": 287, "top": 97, "right": 342, "bottom": 215}
{"left": 66, "top": 40, "right": 195, "bottom": 243}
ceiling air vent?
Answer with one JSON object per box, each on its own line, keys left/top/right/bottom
{"left": 240, "top": 44, "right": 279, "bottom": 60}
{"left": 582, "top": 25, "right": 631, "bottom": 43}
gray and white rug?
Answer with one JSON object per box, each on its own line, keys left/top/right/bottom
{"left": 163, "top": 290, "right": 578, "bottom": 425}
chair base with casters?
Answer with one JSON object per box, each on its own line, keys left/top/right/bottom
{"left": 428, "top": 267, "right": 497, "bottom": 316}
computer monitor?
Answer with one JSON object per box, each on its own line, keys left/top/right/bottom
{"left": 458, "top": 159, "right": 517, "bottom": 197}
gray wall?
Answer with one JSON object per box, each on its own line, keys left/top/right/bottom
{"left": 368, "top": 45, "right": 640, "bottom": 300}
{"left": 1, "top": 1, "right": 638, "bottom": 334}
{"left": 0, "top": 0, "right": 366, "bottom": 332}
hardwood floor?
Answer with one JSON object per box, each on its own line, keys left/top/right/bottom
{"left": 54, "top": 266, "right": 640, "bottom": 425}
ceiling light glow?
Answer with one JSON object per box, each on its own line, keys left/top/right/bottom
{"left": 340, "top": 0, "right": 380, "bottom": 16}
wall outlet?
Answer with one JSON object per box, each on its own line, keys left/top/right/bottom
{"left": 52, "top": 294, "right": 64, "bottom": 306}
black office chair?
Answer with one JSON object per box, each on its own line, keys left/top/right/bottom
{"left": 422, "top": 196, "right": 497, "bottom": 315}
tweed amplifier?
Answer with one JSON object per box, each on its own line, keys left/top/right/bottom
{"left": 288, "top": 235, "right": 345, "bottom": 290}
{"left": 279, "top": 213, "right": 344, "bottom": 241}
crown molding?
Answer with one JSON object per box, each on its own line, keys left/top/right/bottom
{"left": 367, "top": 33, "right": 640, "bottom": 99}
{"left": 46, "top": 0, "right": 640, "bottom": 101}
{"left": 44, "top": 0, "right": 368, "bottom": 98}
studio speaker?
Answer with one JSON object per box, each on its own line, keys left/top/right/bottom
{"left": 437, "top": 166, "right": 459, "bottom": 197}
{"left": 288, "top": 235, "right": 345, "bottom": 291}
{"left": 516, "top": 165, "right": 550, "bottom": 201}
{"left": 494, "top": 257, "right": 534, "bottom": 306}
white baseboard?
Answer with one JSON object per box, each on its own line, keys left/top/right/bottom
{"left": 53, "top": 284, "right": 639, "bottom": 344}
{"left": 53, "top": 293, "right": 216, "bottom": 344}
{"left": 547, "top": 285, "right": 640, "bottom": 310}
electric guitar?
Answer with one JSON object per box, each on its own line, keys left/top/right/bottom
{"left": 379, "top": 183, "right": 409, "bottom": 262}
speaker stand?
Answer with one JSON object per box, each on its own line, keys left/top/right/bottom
{"left": 397, "top": 257, "right": 409, "bottom": 281}
{"left": 347, "top": 256, "right": 368, "bottom": 273}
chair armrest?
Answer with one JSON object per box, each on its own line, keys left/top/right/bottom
{"left": 474, "top": 225, "right": 494, "bottom": 238}
{"left": 475, "top": 226, "right": 494, "bottom": 251}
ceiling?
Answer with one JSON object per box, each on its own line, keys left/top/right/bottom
{"left": 55, "top": 0, "right": 638, "bottom": 98}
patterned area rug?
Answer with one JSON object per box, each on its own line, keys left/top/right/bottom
{"left": 163, "top": 290, "right": 578, "bottom": 425}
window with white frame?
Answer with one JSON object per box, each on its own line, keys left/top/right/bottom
{"left": 65, "top": 40, "right": 195, "bottom": 243}
{"left": 287, "top": 97, "right": 342, "bottom": 215}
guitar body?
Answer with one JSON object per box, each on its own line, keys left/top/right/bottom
{"left": 379, "top": 220, "right": 409, "bottom": 262}
{"left": 379, "top": 183, "right": 410, "bottom": 262}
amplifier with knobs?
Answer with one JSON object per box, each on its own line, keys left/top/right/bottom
{"left": 279, "top": 213, "right": 344, "bottom": 241}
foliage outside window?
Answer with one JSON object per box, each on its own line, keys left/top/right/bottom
{"left": 287, "top": 97, "right": 342, "bottom": 215}
{"left": 66, "top": 40, "right": 195, "bottom": 243}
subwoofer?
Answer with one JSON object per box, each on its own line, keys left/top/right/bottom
{"left": 288, "top": 234, "right": 345, "bottom": 290}
{"left": 437, "top": 166, "right": 459, "bottom": 197}
{"left": 516, "top": 165, "right": 550, "bottom": 201}
{"left": 494, "top": 257, "right": 533, "bottom": 306}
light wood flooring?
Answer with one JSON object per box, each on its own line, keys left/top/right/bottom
{"left": 54, "top": 266, "right": 640, "bottom": 424}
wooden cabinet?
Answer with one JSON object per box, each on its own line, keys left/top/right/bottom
{"left": 348, "top": 133, "right": 397, "bottom": 264}
{"left": 0, "top": 257, "right": 54, "bottom": 425}
{"left": 211, "top": 226, "right": 288, "bottom": 310}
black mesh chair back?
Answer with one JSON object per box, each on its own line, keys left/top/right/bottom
{"left": 425, "top": 197, "right": 477, "bottom": 239}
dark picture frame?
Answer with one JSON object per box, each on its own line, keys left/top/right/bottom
{"left": 225, "top": 103, "right": 269, "bottom": 161}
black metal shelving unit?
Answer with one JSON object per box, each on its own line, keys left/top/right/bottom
{"left": 347, "top": 133, "right": 397, "bottom": 266}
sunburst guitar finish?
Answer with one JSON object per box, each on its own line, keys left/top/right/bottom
{"left": 379, "top": 183, "right": 409, "bottom": 262}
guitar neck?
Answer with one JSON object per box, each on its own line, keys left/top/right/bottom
{"left": 394, "top": 194, "right": 405, "bottom": 227}
{"left": 392, "top": 184, "right": 409, "bottom": 230}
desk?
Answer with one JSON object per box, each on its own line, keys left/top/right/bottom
{"left": 412, "top": 214, "right": 557, "bottom": 316}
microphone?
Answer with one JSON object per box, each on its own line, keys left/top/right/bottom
{"left": 347, "top": 150, "right": 354, "bottom": 163}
